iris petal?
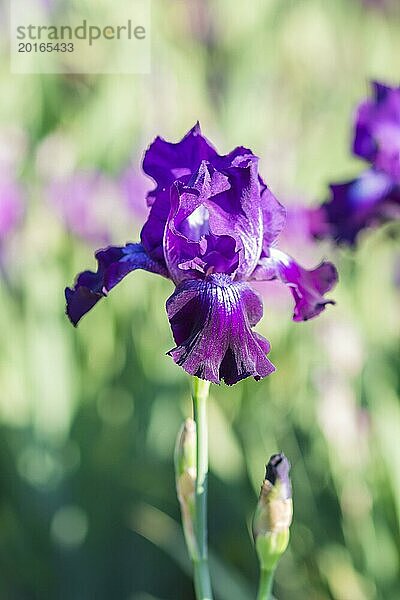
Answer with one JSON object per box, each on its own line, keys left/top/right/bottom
{"left": 65, "top": 243, "right": 168, "bottom": 326}
{"left": 166, "top": 274, "right": 275, "bottom": 385}
{"left": 143, "top": 122, "right": 219, "bottom": 197}
{"left": 260, "top": 187, "right": 287, "bottom": 251}
{"left": 164, "top": 155, "right": 263, "bottom": 282}
{"left": 314, "top": 169, "right": 400, "bottom": 245}
{"left": 141, "top": 123, "right": 259, "bottom": 271}
{"left": 140, "top": 123, "right": 220, "bottom": 262}
{"left": 252, "top": 248, "right": 338, "bottom": 321}
{"left": 208, "top": 155, "right": 263, "bottom": 279}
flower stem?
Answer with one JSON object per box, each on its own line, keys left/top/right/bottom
{"left": 191, "top": 377, "right": 213, "bottom": 600}
{"left": 256, "top": 568, "right": 275, "bottom": 600}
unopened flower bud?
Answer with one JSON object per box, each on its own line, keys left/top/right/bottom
{"left": 252, "top": 453, "right": 293, "bottom": 571}
{"left": 174, "top": 418, "right": 198, "bottom": 560}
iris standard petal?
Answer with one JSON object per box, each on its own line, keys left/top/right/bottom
{"left": 252, "top": 248, "right": 338, "bottom": 321}
{"left": 166, "top": 274, "right": 275, "bottom": 385}
{"left": 208, "top": 154, "right": 264, "bottom": 278}
{"left": 65, "top": 243, "right": 168, "bottom": 326}
{"left": 163, "top": 162, "right": 235, "bottom": 282}
{"left": 143, "top": 122, "right": 219, "bottom": 197}
{"left": 140, "top": 123, "right": 218, "bottom": 262}
{"left": 164, "top": 155, "right": 263, "bottom": 282}
{"left": 141, "top": 123, "right": 258, "bottom": 268}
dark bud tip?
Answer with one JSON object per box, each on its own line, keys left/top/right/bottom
{"left": 265, "top": 453, "right": 292, "bottom": 500}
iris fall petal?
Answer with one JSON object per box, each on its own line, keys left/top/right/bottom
{"left": 65, "top": 243, "right": 168, "bottom": 326}
{"left": 166, "top": 274, "right": 275, "bottom": 385}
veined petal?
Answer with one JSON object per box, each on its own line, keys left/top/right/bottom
{"left": 163, "top": 163, "right": 236, "bottom": 282}
{"left": 260, "top": 187, "right": 287, "bottom": 251}
{"left": 65, "top": 243, "right": 168, "bottom": 326}
{"left": 141, "top": 123, "right": 266, "bottom": 266}
{"left": 143, "top": 122, "right": 219, "bottom": 196}
{"left": 140, "top": 123, "right": 255, "bottom": 265}
{"left": 166, "top": 274, "right": 275, "bottom": 385}
{"left": 252, "top": 249, "right": 338, "bottom": 322}
{"left": 208, "top": 154, "right": 263, "bottom": 278}
{"left": 140, "top": 123, "right": 218, "bottom": 262}
{"left": 164, "top": 155, "right": 263, "bottom": 282}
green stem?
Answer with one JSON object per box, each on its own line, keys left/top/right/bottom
{"left": 193, "top": 558, "right": 213, "bottom": 600}
{"left": 256, "top": 568, "right": 275, "bottom": 600}
{"left": 192, "top": 377, "right": 213, "bottom": 600}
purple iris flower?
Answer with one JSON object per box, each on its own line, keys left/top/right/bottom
{"left": 353, "top": 81, "right": 400, "bottom": 181}
{"left": 313, "top": 169, "right": 400, "bottom": 245}
{"left": 65, "top": 124, "right": 337, "bottom": 385}
{"left": 315, "top": 82, "right": 400, "bottom": 245}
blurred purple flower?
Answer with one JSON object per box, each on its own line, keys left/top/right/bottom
{"left": 313, "top": 169, "right": 400, "bottom": 245}
{"left": 353, "top": 81, "right": 400, "bottom": 181}
{"left": 186, "top": 0, "right": 215, "bottom": 48}
{"left": 0, "top": 176, "right": 24, "bottom": 240}
{"left": 47, "top": 170, "right": 129, "bottom": 246}
{"left": 119, "top": 164, "right": 152, "bottom": 221}
{"left": 65, "top": 124, "right": 337, "bottom": 385}
{"left": 360, "top": 0, "right": 399, "bottom": 12}
{"left": 279, "top": 203, "right": 322, "bottom": 260}
{"left": 0, "top": 126, "right": 27, "bottom": 248}
{"left": 315, "top": 81, "right": 400, "bottom": 245}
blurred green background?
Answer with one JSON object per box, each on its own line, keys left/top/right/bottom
{"left": 1, "top": 0, "right": 400, "bottom": 598}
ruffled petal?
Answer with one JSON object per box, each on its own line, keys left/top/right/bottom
{"left": 313, "top": 169, "right": 400, "bottom": 245}
{"left": 140, "top": 123, "right": 218, "bottom": 263}
{"left": 143, "top": 122, "right": 219, "bottom": 197}
{"left": 252, "top": 248, "right": 338, "bottom": 322}
{"left": 164, "top": 155, "right": 263, "bottom": 282}
{"left": 209, "top": 154, "right": 264, "bottom": 278}
{"left": 65, "top": 243, "right": 168, "bottom": 326}
{"left": 140, "top": 123, "right": 255, "bottom": 265}
{"left": 166, "top": 274, "right": 275, "bottom": 385}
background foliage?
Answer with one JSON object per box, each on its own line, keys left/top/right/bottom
{"left": 0, "top": 1, "right": 399, "bottom": 598}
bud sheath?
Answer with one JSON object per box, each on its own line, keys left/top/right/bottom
{"left": 175, "top": 418, "right": 198, "bottom": 561}
{"left": 253, "top": 453, "right": 293, "bottom": 598}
